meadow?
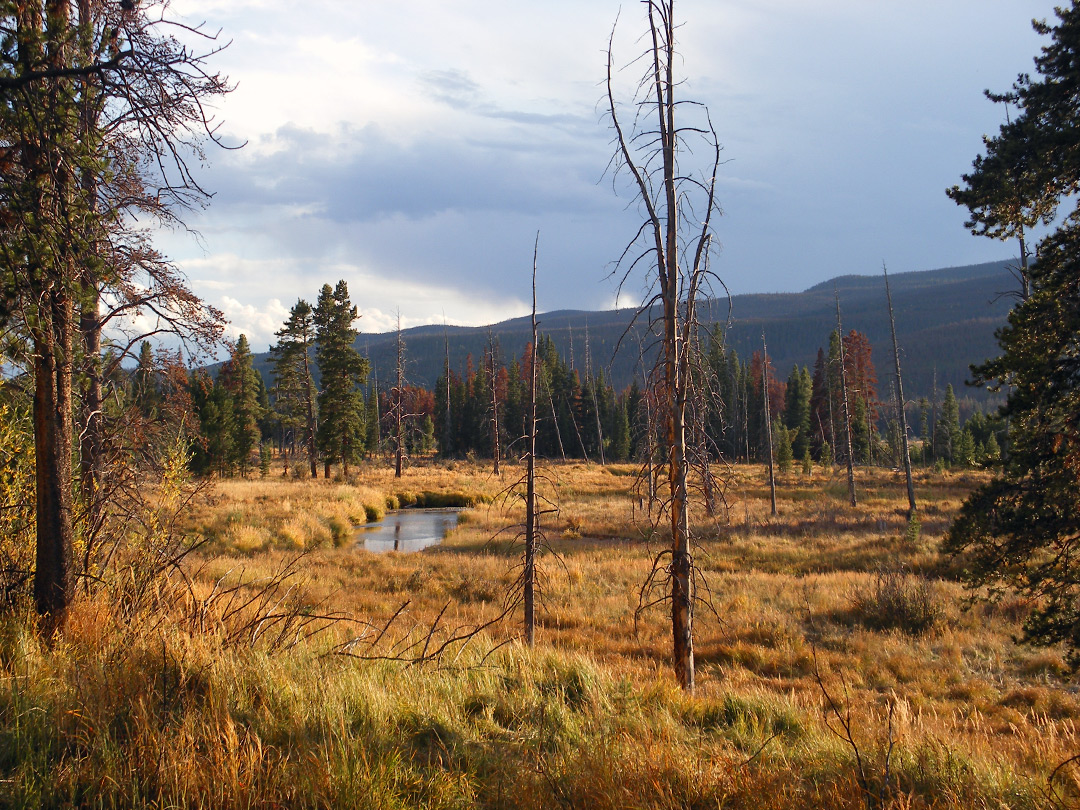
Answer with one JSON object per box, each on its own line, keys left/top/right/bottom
{"left": 1, "top": 460, "right": 1077, "bottom": 809}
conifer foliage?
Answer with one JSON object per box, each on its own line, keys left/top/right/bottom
{"left": 313, "top": 281, "right": 370, "bottom": 478}
{"left": 270, "top": 300, "right": 319, "bottom": 478}
{"left": 945, "top": 2, "right": 1080, "bottom": 662}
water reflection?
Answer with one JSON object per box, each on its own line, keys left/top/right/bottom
{"left": 357, "top": 508, "right": 461, "bottom": 553}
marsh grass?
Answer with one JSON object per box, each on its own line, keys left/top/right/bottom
{"left": 2, "top": 460, "right": 1078, "bottom": 808}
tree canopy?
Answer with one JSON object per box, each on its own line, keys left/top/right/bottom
{"left": 945, "top": 2, "right": 1080, "bottom": 663}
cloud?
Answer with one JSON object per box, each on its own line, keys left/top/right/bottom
{"left": 158, "top": 0, "right": 1056, "bottom": 349}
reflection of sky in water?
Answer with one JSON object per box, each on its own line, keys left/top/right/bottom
{"left": 358, "top": 509, "right": 461, "bottom": 553}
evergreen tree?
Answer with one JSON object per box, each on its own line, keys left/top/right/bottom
{"left": 314, "top": 282, "right": 369, "bottom": 477}
{"left": 611, "top": 395, "right": 632, "bottom": 462}
{"left": 918, "top": 397, "right": 932, "bottom": 464}
{"left": 774, "top": 419, "right": 793, "bottom": 473}
{"left": 945, "top": 3, "right": 1080, "bottom": 662}
{"left": 843, "top": 329, "right": 879, "bottom": 462}
{"left": 808, "top": 347, "right": 833, "bottom": 457}
{"left": 935, "top": 384, "right": 961, "bottom": 464}
{"left": 955, "top": 427, "right": 976, "bottom": 468}
{"left": 850, "top": 395, "right": 870, "bottom": 464}
{"left": 220, "top": 335, "right": 263, "bottom": 477}
{"left": 133, "top": 341, "right": 163, "bottom": 419}
{"left": 783, "top": 364, "right": 812, "bottom": 460}
{"left": 270, "top": 299, "right": 319, "bottom": 478}
{"left": 189, "top": 369, "right": 236, "bottom": 476}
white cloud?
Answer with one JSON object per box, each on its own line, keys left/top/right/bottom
{"left": 153, "top": 0, "right": 1055, "bottom": 348}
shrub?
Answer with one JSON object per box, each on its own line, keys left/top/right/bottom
{"left": 850, "top": 568, "right": 942, "bottom": 636}
{"left": 328, "top": 516, "right": 351, "bottom": 546}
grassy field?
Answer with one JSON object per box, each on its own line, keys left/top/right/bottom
{"left": 2, "top": 460, "right": 1078, "bottom": 808}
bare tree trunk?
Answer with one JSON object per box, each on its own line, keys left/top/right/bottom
{"left": 302, "top": 338, "right": 318, "bottom": 478}
{"left": 608, "top": 0, "right": 721, "bottom": 691}
{"left": 33, "top": 301, "right": 76, "bottom": 630}
{"left": 444, "top": 329, "right": 452, "bottom": 457}
{"left": 487, "top": 331, "right": 501, "bottom": 475}
{"left": 762, "top": 333, "right": 777, "bottom": 517}
{"left": 884, "top": 265, "right": 916, "bottom": 516}
{"left": 394, "top": 318, "right": 405, "bottom": 478}
{"left": 586, "top": 325, "right": 606, "bottom": 465}
{"left": 569, "top": 395, "right": 590, "bottom": 463}
{"left": 20, "top": 1, "right": 76, "bottom": 631}
{"left": 546, "top": 381, "right": 566, "bottom": 462}
{"left": 79, "top": 284, "right": 104, "bottom": 575}
{"left": 835, "top": 291, "right": 857, "bottom": 508}
{"left": 525, "top": 236, "right": 540, "bottom": 646}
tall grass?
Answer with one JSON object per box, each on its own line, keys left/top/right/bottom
{"left": 0, "top": 461, "right": 1076, "bottom": 808}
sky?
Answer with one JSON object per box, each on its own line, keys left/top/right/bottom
{"left": 158, "top": 0, "right": 1057, "bottom": 351}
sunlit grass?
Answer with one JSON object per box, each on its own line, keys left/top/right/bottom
{"left": 2, "top": 459, "right": 1077, "bottom": 808}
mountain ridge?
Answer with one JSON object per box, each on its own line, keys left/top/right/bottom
{"left": 253, "top": 259, "right": 1018, "bottom": 403}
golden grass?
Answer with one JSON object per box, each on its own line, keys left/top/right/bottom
{"left": 2, "top": 459, "right": 1078, "bottom": 808}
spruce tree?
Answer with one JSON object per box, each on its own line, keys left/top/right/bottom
{"left": 314, "top": 282, "right": 369, "bottom": 477}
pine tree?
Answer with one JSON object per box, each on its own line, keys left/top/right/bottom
{"left": 955, "top": 428, "right": 976, "bottom": 468}
{"left": 221, "top": 335, "right": 263, "bottom": 477}
{"left": 918, "top": 397, "right": 932, "bottom": 464}
{"left": 270, "top": 299, "right": 319, "bottom": 478}
{"left": 133, "top": 341, "right": 163, "bottom": 419}
{"left": 611, "top": 396, "right": 632, "bottom": 462}
{"left": 809, "top": 347, "right": 832, "bottom": 457}
{"left": 774, "top": 419, "right": 793, "bottom": 473}
{"left": 783, "top": 364, "right": 812, "bottom": 460}
{"left": 945, "top": 2, "right": 1080, "bottom": 662}
{"left": 314, "top": 282, "right": 369, "bottom": 477}
{"left": 935, "top": 384, "right": 961, "bottom": 464}
{"left": 189, "top": 369, "right": 237, "bottom": 476}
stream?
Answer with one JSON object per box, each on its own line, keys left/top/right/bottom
{"left": 356, "top": 508, "right": 462, "bottom": 552}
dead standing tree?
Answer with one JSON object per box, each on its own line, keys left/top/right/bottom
{"left": 606, "top": 0, "right": 723, "bottom": 691}
{"left": 835, "top": 291, "right": 858, "bottom": 508}
{"left": 762, "top": 333, "right": 777, "bottom": 517}
{"left": 485, "top": 330, "right": 502, "bottom": 475}
{"left": 391, "top": 314, "right": 407, "bottom": 478}
{"left": 883, "top": 264, "right": 916, "bottom": 517}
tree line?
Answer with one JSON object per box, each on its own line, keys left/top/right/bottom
{"left": 151, "top": 299, "right": 1006, "bottom": 480}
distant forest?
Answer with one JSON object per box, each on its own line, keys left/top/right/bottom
{"left": 176, "top": 269, "right": 1009, "bottom": 476}
{"left": 282, "top": 259, "right": 1015, "bottom": 420}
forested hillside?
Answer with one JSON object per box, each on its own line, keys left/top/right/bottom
{"left": 281, "top": 260, "right": 1014, "bottom": 402}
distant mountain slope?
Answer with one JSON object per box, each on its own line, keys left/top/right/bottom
{"left": 254, "top": 260, "right": 1018, "bottom": 402}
